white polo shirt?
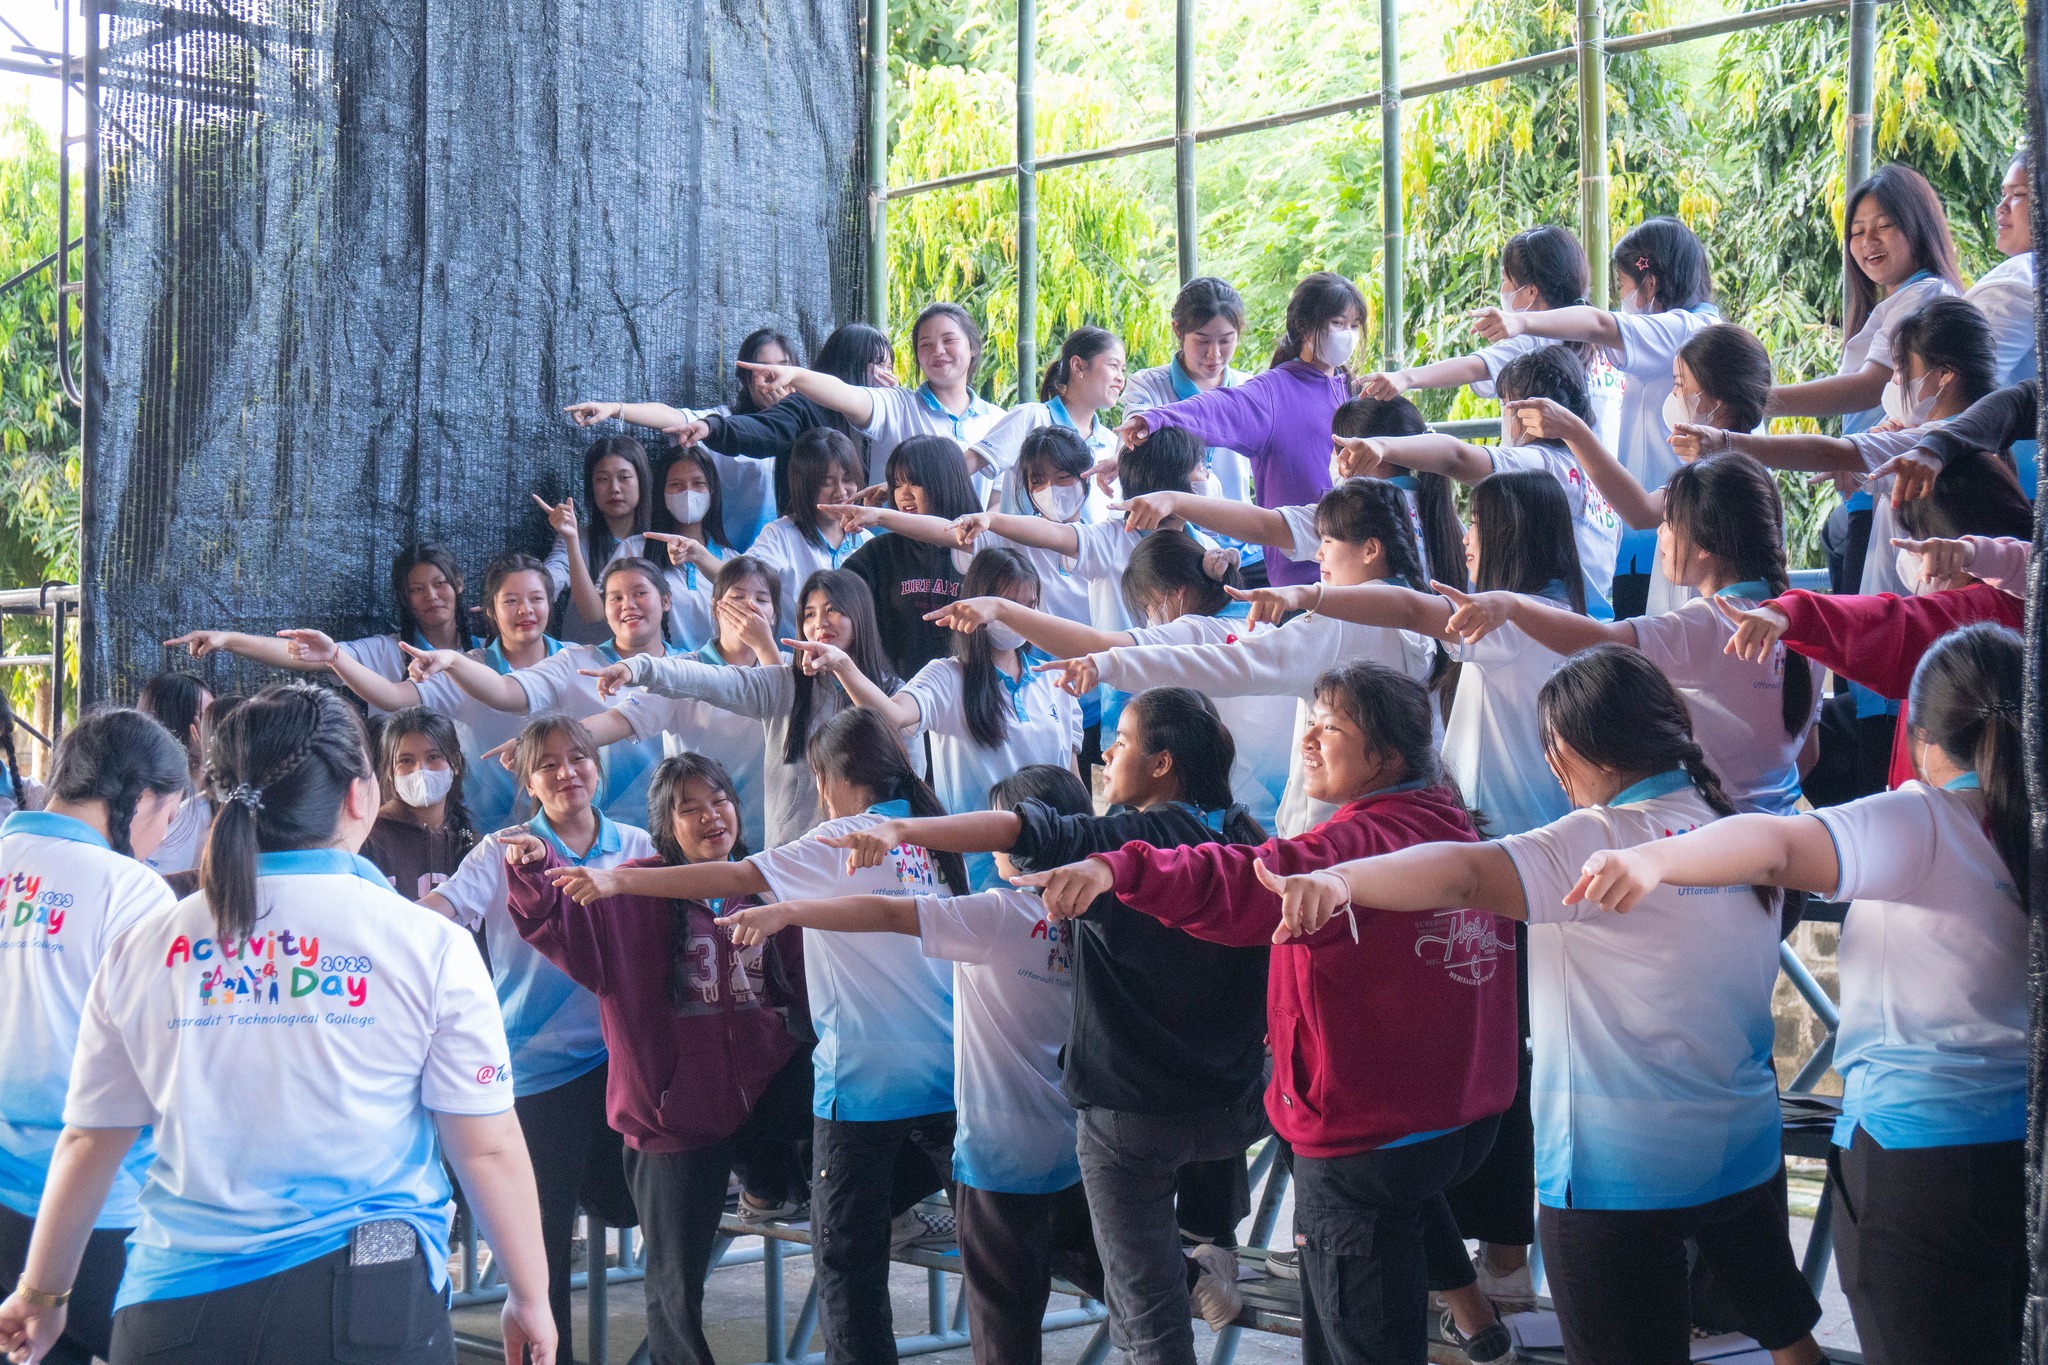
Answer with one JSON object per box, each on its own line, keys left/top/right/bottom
{"left": 1499, "top": 776, "right": 1783, "bottom": 1210}
{"left": 1814, "top": 779, "right": 2027, "bottom": 1149}
{"left": 414, "top": 636, "right": 569, "bottom": 831}
{"left": 899, "top": 658, "right": 1082, "bottom": 891}
{"left": 1967, "top": 252, "right": 2038, "bottom": 386}
{"left": 748, "top": 805, "right": 954, "bottom": 1122}
{"left": 67, "top": 848, "right": 512, "bottom": 1307}
{"left": 662, "top": 542, "right": 739, "bottom": 653}
{"left": 0, "top": 812, "right": 173, "bottom": 1227}
{"left": 1470, "top": 335, "right": 1624, "bottom": 453}
{"left": 748, "top": 517, "right": 875, "bottom": 639}
{"left": 433, "top": 814, "right": 650, "bottom": 1097}
{"left": 1487, "top": 442, "right": 1622, "bottom": 613}
{"left": 1839, "top": 273, "right": 1958, "bottom": 435}
{"left": 1447, "top": 623, "right": 1572, "bottom": 838}
{"left": 1123, "top": 608, "right": 1288, "bottom": 831}
{"left": 918, "top": 888, "right": 1078, "bottom": 1194}
{"left": 860, "top": 383, "right": 1008, "bottom": 483}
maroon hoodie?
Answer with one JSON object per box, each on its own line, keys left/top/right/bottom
{"left": 506, "top": 851, "right": 800, "bottom": 1154}
{"left": 1096, "top": 783, "right": 1518, "bottom": 1158}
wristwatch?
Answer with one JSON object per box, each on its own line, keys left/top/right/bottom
{"left": 13, "top": 1276, "right": 69, "bottom": 1308}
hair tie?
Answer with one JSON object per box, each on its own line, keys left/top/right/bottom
{"left": 1634, "top": 255, "right": 1650, "bottom": 272}
{"left": 227, "top": 784, "right": 265, "bottom": 813}
{"left": 1201, "top": 547, "right": 1241, "bottom": 582}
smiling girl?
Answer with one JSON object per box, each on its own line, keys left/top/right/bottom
{"left": 541, "top": 436, "right": 657, "bottom": 645}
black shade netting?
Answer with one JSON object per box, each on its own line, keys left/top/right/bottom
{"left": 82, "top": 0, "right": 865, "bottom": 700}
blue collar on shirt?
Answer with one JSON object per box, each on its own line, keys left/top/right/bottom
{"left": 1386, "top": 473, "right": 1419, "bottom": 491}
{"left": 696, "top": 638, "right": 732, "bottom": 667}
{"left": 1943, "top": 772, "right": 1982, "bottom": 791}
{"left": 1712, "top": 580, "right": 1773, "bottom": 601}
{"left": 255, "top": 848, "right": 393, "bottom": 887}
{"left": 1607, "top": 769, "right": 1693, "bottom": 807}
{"left": 2, "top": 809, "right": 110, "bottom": 850}
{"left": 867, "top": 799, "right": 912, "bottom": 819}
{"left": 484, "top": 636, "right": 566, "bottom": 675}
{"left": 1166, "top": 801, "right": 1231, "bottom": 834}
{"left": 529, "top": 811, "right": 623, "bottom": 866}
{"left": 1046, "top": 395, "right": 1081, "bottom": 432}
{"left": 597, "top": 640, "right": 668, "bottom": 666}
{"left": 410, "top": 628, "right": 481, "bottom": 654}
{"left": 995, "top": 660, "right": 1034, "bottom": 721}
{"left": 917, "top": 382, "right": 991, "bottom": 428}
{"left": 1215, "top": 600, "right": 1252, "bottom": 620}
{"left": 1167, "top": 357, "right": 1234, "bottom": 403}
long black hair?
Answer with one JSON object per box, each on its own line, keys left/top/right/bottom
{"left": 202, "top": 685, "right": 374, "bottom": 939}
{"left": 139, "top": 671, "right": 209, "bottom": 777}
{"left": 579, "top": 437, "right": 656, "bottom": 576}
{"left": 48, "top": 706, "right": 189, "bottom": 858}
{"left": 375, "top": 708, "right": 477, "bottom": 854}
{"left": 652, "top": 446, "right": 733, "bottom": 552}
{"left": 1040, "top": 326, "right": 1120, "bottom": 403}
{"left": 1611, "top": 217, "right": 1711, "bottom": 314}
{"left": 1502, "top": 225, "right": 1597, "bottom": 367}
{"left": 787, "top": 428, "right": 867, "bottom": 551}
{"left": 886, "top": 435, "right": 982, "bottom": 521}
{"left": 1121, "top": 529, "right": 1238, "bottom": 621}
{"left": 1331, "top": 396, "right": 1465, "bottom": 593}
{"left": 1891, "top": 295, "right": 1999, "bottom": 407}
{"left": 806, "top": 707, "right": 969, "bottom": 894}
{"left": 1268, "top": 271, "right": 1366, "bottom": 371}
{"left": 735, "top": 327, "right": 801, "bottom": 414}
{"left": 1315, "top": 478, "right": 1430, "bottom": 590}
{"left": 647, "top": 751, "right": 751, "bottom": 865}
{"left": 954, "top": 548, "right": 1041, "bottom": 750}
{"left": 1312, "top": 663, "right": 1442, "bottom": 793}
{"left": 1908, "top": 623, "right": 2027, "bottom": 901}
{"left": 1125, "top": 686, "right": 1265, "bottom": 844}
{"left": 814, "top": 323, "right": 895, "bottom": 387}
{"left": 1897, "top": 451, "right": 2035, "bottom": 543}
{"left": 788, "top": 569, "right": 900, "bottom": 766}
{"left": 1470, "top": 471, "right": 1587, "bottom": 612}
{"left": 1660, "top": 453, "right": 1813, "bottom": 738}
{"left": 1537, "top": 643, "right": 1771, "bottom": 911}
{"left": 391, "top": 544, "right": 467, "bottom": 646}
{"left": 1677, "top": 324, "right": 1773, "bottom": 433}
{"left": 1843, "top": 164, "right": 1963, "bottom": 338}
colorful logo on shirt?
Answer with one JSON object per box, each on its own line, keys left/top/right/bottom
{"left": 892, "top": 843, "right": 940, "bottom": 892}
{"left": 163, "top": 929, "right": 372, "bottom": 1009}
{"left": 1029, "top": 916, "right": 1073, "bottom": 975}
{"left": 1412, "top": 910, "right": 1508, "bottom": 986}
{"left": 3, "top": 872, "right": 68, "bottom": 937}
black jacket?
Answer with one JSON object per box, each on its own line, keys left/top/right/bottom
{"left": 1912, "top": 379, "right": 2038, "bottom": 469}
{"left": 845, "top": 534, "right": 964, "bottom": 680}
{"left": 705, "top": 397, "right": 865, "bottom": 516}
{"left": 1010, "top": 798, "right": 1270, "bottom": 1115}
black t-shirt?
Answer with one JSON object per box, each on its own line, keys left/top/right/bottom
{"left": 845, "top": 533, "right": 964, "bottom": 681}
{"left": 361, "top": 809, "right": 473, "bottom": 903}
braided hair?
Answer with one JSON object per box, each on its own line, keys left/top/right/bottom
{"left": 201, "top": 685, "right": 373, "bottom": 939}
{"left": 0, "top": 690, "right": 27, "bottom": 813}
{"left": 47, "top": 707, "right": 189, "bottom": 858}
{"left": 1537, "top": 644, "right": 1773, "bottom": 912}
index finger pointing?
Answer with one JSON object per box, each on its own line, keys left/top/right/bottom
{"left": 1429, "top": 579, "right": 1472, "bottom": 604}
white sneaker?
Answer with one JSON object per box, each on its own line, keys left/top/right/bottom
{"left": 889, "top": 1205, "right": 956, "bottom": 1251}
{"left": 1188, "top": 1243, "right": 1243, "bottom": 1330}
{"left": 737, "top": 1193, "right": 807, "bottom": 1224}
{"left": 1263, "top": 1248, "right": 1299, "bottom": 1281}
{"left": 1470, "top": 1249, "right": 1535, "bottom": 1314}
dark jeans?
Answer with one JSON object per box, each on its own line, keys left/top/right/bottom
{"left": 1174, "top": 1155, "right": 1250, "bottom": 1248}
{"left": 1539, "top": 1170, "right": 1820, "bottom": 1365}
{"left": 514, "top": 1061, "right": 636, "bottom": 1364}
{"left": 953, "top": 1181, "right": 1104, "bottom": 1365}
{"left": 1828, "top": 1127, "right": 2025, "bottom": 1365}
{"left": 0, "top": 1203, "right": 126, "bottom": 1365}
{"left": 1292, "top": 1116, "right": 1497, "bottom": 1365}
{"left": 108, "top": 1244, "right": 451, "bottom": 1365}
{"left": 1074, "top": 1090, "right": 1270, "bottom": 1365}
{"left": 812, "top": 1110, "right": 958, "bottom": 1365}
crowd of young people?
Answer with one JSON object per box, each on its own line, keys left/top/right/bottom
{"left": 0, "top": 153, "right": 2036, "bottom": 1365}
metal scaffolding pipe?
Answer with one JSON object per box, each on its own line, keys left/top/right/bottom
{"left": 1173, "top": 0, "right": 1197, "bottom": 283}
{"left": 865, "top": 0, "right": 890, "bottom": 328}
{"left": 1378, "top": 0, "right": 1402, "bottom": 368}
{"left": 1845, "top": 0, "right": 1877, "bottom": 191}
{"left": 1016, "top": 0, "right": 1039, "bottom": 393}
{"left": 1576, "top": 0, "right": 1611, "bottom": 305}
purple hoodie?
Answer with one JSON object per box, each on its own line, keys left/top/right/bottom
{"left": 1142, "top": 359, "right": 1348, "bottom": 586}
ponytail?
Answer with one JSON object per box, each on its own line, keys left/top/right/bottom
{"left": 807, "top": 707, "right": 970, "bottom": 894}
{"left": 47, "top": 707, "right": 189, "bottom": 858}
{"left": 1038, "top": 326, "right": 1119, "bottom": 403}
{"left": 201, "top": 686, "right": 372, "bottom": 940}
{"left": 1125, "top": 687, "right": 1265, "bottom": 844}
{"left": 1908, "top": 624, "right": 2028, "bottom": 902}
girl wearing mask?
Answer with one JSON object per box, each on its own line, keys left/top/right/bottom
{"left": 1119, "top": 273, "right": 1365, "bottom": 587}
{"left": 645, "top": 445, "right": 738, "bottom": 652}
{"left": 361, "top": 708, "right": 479, "bottom": 904}
{"left": 539, "top": 435, "right": 657, "bottom": 645}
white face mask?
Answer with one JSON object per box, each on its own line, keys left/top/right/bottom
{"left": 666, "top": 489, "right": 711, "bottom": 526}
{"left": 1660, "top": 389, "right": 1695, "bottom": 431}
{"left": 395, "top": 765, "right": 454, "bottom": 809}
{"left": 1319, "top": 326, "right": 1360, "bottom": 368}
{"left": 985, "top": 621, "right": 1028, "bottom": 653}
{"left": 1882, "top": 373, "right": 1941, "bottom": 428}
{"left": 1031, "top": 481, "right": 1087, "bottom": 523}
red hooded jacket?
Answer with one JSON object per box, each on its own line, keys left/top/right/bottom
{"left": 1095, "top": 783, "right": 1518, "bottom": 1159}
{"left": 507, "top": 851, "right": 802, "bottom": 1154}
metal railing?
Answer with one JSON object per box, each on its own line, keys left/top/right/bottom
{"left": 859, "top": 0, "right": 1887, "bottom": 380}
{"left": 0, "top": 584, "right": 80, "bottom": 762}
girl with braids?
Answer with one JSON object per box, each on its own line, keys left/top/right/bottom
{"left": 1433, "top": 451, "right": 1818, "bottom": 815}
{"left": 500, "top": 751, "right": 813, "bottom": 1365}
{"left": 282, "top": 550, "right": 568, "bottom": 830}
{"left": 537, "top": 434, "right": 657, "bottom": 644}
{"left": 1246, "top": 648, "right": 1826, "bottom": 1365}
{"left": 547, "top": 707, "right": 968, "bottom": 1365}
{"left": 1038, "top": 478, "right": 1437, "bottom": 836}
{"left": 1119, "top": 273, "right": 1365, "bottom": 587}
{"left": 1018, "top": 664, "right": 1517, "bottom": 1365}
{"left": 1570, "top": 624, "right": 2028, "bottom": 1364}
{"left": 580, "top": 568, "right": 903, "bottom": 846}
{"left": 0, "top": 686, "right": 554, "bottom": 1365}
{"left": 421, "top": 713, "right": 647, "bottom": 1364}
{"left": 0, "top": 692, "right": 42, "bottom": 818}
{"left": 137, "top": 671, "right": 212, "bottom": 876}
{"left": 166, "top": 544, "right": 479, "bottom": 703}
{"left": 361, "top": 708, "right": 478, "bottom": 904}
{"left": 0, "top": 708, "right": 186, "bottom": 1365}
{"left": 789, "top": 548, "right": 1082, "bottom": 891}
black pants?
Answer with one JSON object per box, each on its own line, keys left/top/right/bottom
{"left": 1291, "top": 1116, "right": 1497, "bottom": 1365}
{"left": 953, "top": 1181, "right": 1105, "bottom": 1365}
{"left": 1828, "top": 1128, "right": 2025, "bottom": 1365}
{"left": 1446, "top": 927, "right": 1534, "bottom": 1248}
{"left": 1801, "top": 691, "right": 1896, "bottom": 810}
{"left": 514, "top": 1061, "right": 637, "bottom": 1364}
{"left": 730, "top": 1046, "right": 815, "bottom": 1208}
{"left": 0, "top": 1203, "right": 126, "bottom": 1365}
{"left": 109, "top": 1244, "right": 451, "bottom": 1365}
{"left": 1174, "top": 1155, "right": 1250, "bottom": 1248}
{"left": 812, "top": 1110, "right": 958, "bottom": 1365}
{"left": 1539, "top": 1170, "right": 1820, "bottom": 1365}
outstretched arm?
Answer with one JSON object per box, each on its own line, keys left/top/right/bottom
{"left": 1253, "top": 841, "right": 1528, "bottom": 942}
{"left": 1509, "top": 397, "right": 1665, "bottom": 530}
{"left": 163, "top": 629, "right": 327, "bottom": 672}
{"left": 927, "top": 597, "right": 1131, "bottom": 658}
{"left": 1437, "top": 584, "right": 1634, "bottom": 652}
{"left": 1299, "top": 584, "right": 1456, "bottom": 641}
{"left": 956, "top": 510, "right": 1082, "bottom": 557}
{"left": 277, "top": 630, "right": 425, "bottom": 713}
{"left": 816, "top": 811, "right": 1024, "bottom": 872}
{"left": 406, "top": 644, "right": 532, "bottom": 713}
{"left": 1693, "top": 428, "right": 1866, "bottom": 474}
{"left": 785, "top": 640, "right": 919, "bottom": 730}
{"left": 1767, "top": 364, "right": 1891, "bottom": 421}
{"left": 1115, "top": 491, "right": 1293, "bottom": 546}
{"left": 735, "top": 363, "right": 878, "bottom": 429}
{"left": 1339, "top": 432, "right": 1495, "bottom": 484}
{"left": 548, "top": 857, "right": 769, "bottom": 907}
{"left": 1570, "top": 812, "right": 1838, "bottom": 913}
{"left": 716, "top": 894, "right": 919, "bottom": 946}
{"left": 1360, "top": 355, "right": 1491, "bottom": 398}
{"left": 1469, "top": 304, "right": 1621, "bottom": 350}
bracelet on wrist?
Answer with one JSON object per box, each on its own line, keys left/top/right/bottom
{"left": 14, "top": 1275, "right": 69, "bottom": 1308}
